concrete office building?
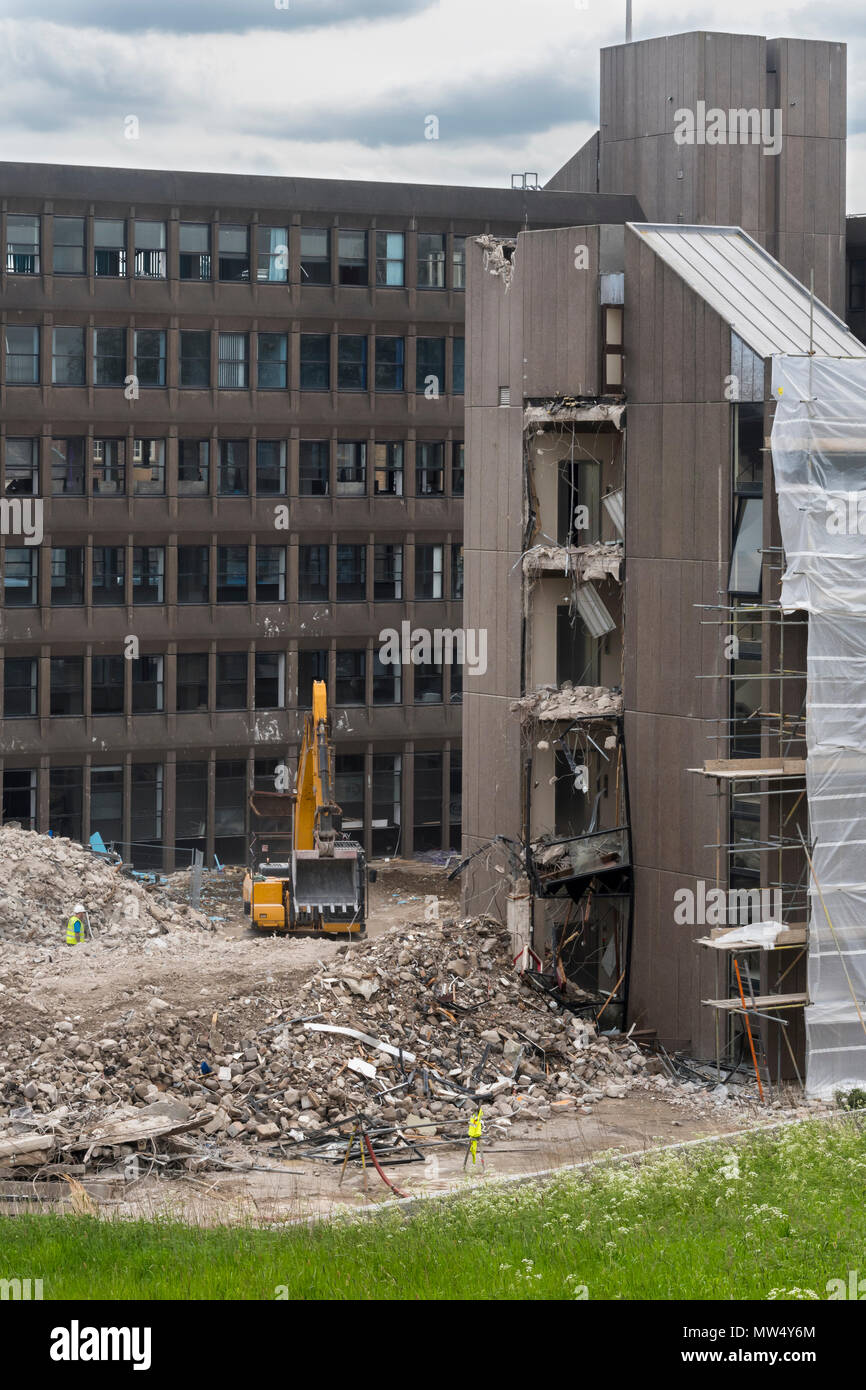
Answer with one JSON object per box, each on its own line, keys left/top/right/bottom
{"left": 463, "top": 30, "right": 866, "bottom": 1067}
{"left": 0, "top": 162, "right": 638, "bottom": 869}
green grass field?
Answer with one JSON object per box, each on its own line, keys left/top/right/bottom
{"left": 0, "top": 1118, "right": 862, "bottom": 1300}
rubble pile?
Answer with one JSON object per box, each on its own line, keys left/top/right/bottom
{"left": 0, "top": 826, "right": 213, "bottom": 944}
{"left": 0, "top": 915, "right": 756, "bottom": 1178}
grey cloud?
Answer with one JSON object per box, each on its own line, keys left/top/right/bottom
{"left": 0, "top": 0, "right": 434, "bottom": 34}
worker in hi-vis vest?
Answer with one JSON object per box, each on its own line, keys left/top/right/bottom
{"left": 65, "top": 904, "right": 86, "bottom": 946}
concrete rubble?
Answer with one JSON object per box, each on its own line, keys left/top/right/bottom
{"left": 522, "top": 540, "right": 623, "bottom": 583}
{"left": 511, "top": 682, "right": 624, "bottom": 721}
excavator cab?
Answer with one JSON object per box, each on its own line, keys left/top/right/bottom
{"left": 243, "top": 681, "right": 367, "bottom": 934}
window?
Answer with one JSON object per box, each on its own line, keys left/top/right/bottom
{"left": 6, "top": 215, "right": 40, "bottom": 274}
{"left": 299, "top": 544, "right": 329, "bottom": 602}
{"left": 51, "top": 546, "right": 85, "bottom": 605}
{"left": 414, "top": 751, "right": 442, "bottom": 851}
{"left": 255, "top": 651, "right": 284, "bottom": 709}
{"left": 372, "top": 653, "right": 401, "bottom": 705}
{"left": 93, "top": 327, "right": 126, "bottom": 387}
{"left": 177, "top": 545, "right": 210, "bottom": 604}
{"left": 375, "top": 336, "right": 404, "bottom": 391}
{"left": 415, "top": 543, "right": 443, "bottom": 599}
{"left": 92, "top": 656, "right": 125, "bottom": 714}
{"left": 335, "top": 753, "right": 364, "bottom": 830}
{"left": 375, "top": 231, "right": 404, "bottom": 286}
{"left": 452, "top": 337, "right": 465, "bottom": 394}
{"left": 337, "top": 334, "right": 367, "bottom": 391}
{"left": 180, "top": 330, "right": 210, "bottom": 388}
{"left": 52, "top": 326, "right": 85, "bottom": 386}
{"left": 4, "top": 657, "right": 37, "bottom": 717}
{"left": 415, "top": 660, "right": 443, "bottom": 703}
{"left": 374, "top": 543, "right": 402, "bottom": 599}
{"left": 92, "top": 546, "right": 125, "bottom": 604}
{"left": 214, "top": 759, "right": 246, "bottom": 858}
{"left": 298, "top": 649, "right": 327, "bottom": 706}
{"left": 373, "top": 441, "right": 403, "bottom": 496}
{"left": 179, "top": 223, "right": 211, "bottom": 281}
{"left": 131, "top": 764, "right": 163, "bottom": 860}
{"left": 336, "top": 544, "right": 366, "bottom": 601}
{"left": 450, "top": 661, "right": 463, "bottom": 705}
{"left": 256, "top": 546, "right": 286, "bottom": 601}
{"left": 176, "top": 760, "right": 208, "bottom": 839}
{"left": 217, "top": 545, "right": 249, "bottom": 603}
{"left": 218, "top": 440, "right": 249, "bottom": 494}
{"left": 256, "top": 440, "right": 286, "bottom": 494}
{"left": 218, "top": 225, "right": 249, "bottom": 281}
{"left": 132, "top": 656, "right": 164, "bottom": 713}
{"left": 850, "top": 258, "right": 866, "bottom": 315}
{"left": 176, "top": 654, "right": 209, "bottom": 712}
{"left": 5, "top": 439, "right": 39, "bottom": 495}
{"left": 134, "top": 221, "right": 166, "bottom": 279}
{"left": 558, "top": 457, "right": 601, "bottom": 544}
{"left": 300, "top": 228, "right": 329, "bottom": 284}
{"left": 449, "top": 749, "right": 462, "bottom": 845}
{"left": 734, "top": 403, "right": 764, "bottom": 496}
{"left": 3, "top": 548, "right": 37, "bottom": 606}
{"left": 452, "top": 441, "right": 465, "bottom": 496}
{"left": 338, "top": 230, "right": 367, "bottom": 285}
{"left": 257, "top": 333, "right": 287, "bottom": 389}
{"left": 133, "top": 439, "right": 165, "bottom": 495}
{"left": 50, "top": 439, "right": 85, "bottom": 496}
{"left": 215, "top": 652, "right": 247, "bottom": 709}
{"left": 50, "top": 767, "right": 83, "bottom": 838}
{"left": 50, "top": 657, "right": 84, "bottom": 716}
{"left": 451, "top": 543, "right": 463, "bottom": 600}
{"left": 452, "top": 235, "right": 466, "bottom": 290}
{"left": 132, "top": 547, "right": 164, "bottom": 604}
{"left": 300, "top": 333, "right": 330, "bottom": 390}
{"left": 729, "top": 497, "right": 763, "bottom": 598}
{"left": 336, "top": 441, "right": 366, "bottom": 496}
{"left": 1, "top": 768, "right": 36, "bottom": 829}
{"left": 299, "top": 440, "right": 329, "bottom": 496}
{"left": 256, "top": 226, "right": 288, "bottom": 283}
{"left": 731, "top": 606, "right": 762, "bottom": 758}
{"left": 557, "top": 606, "right": 599, "bottom": 685}
{"left": 416, "top": 442, "right": 445, "bottom": 495}
{"left": 218, "top": 332, "right": 248, "bottom": 389}
{"left": 178, "top": 440, "right": 209, "bottom": 495}
{"left": 417, "top": 233, "right": 445, "bottom": 288}
{"left": 336, "top": 650, "right": 365, "bottom": 705}
{"left": 53, "top": 216, "right": 85, "bottom": 275}
{"left": 416, "top": 337, "right": 445, "bottom": 394}
{"left": 5, "top": 326, "right": 39, "bottom": 384}
{"left": 602, "top": 305, "right": 623, "bottom": 393}
{"left": 92, "top": 766, "right": 123, "bottom": 846}
{"left": 92, "top": 439, "right": 126, "bottom": 495}
{"left": 94, "top": 219, "right": 126, "bottom": 277}
{"left": 372, "top": 753, "right": 401, "bottom": 854}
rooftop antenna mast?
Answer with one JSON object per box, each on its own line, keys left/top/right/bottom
{"left": 625, "top": 0, "right": 632, "bottom": 42}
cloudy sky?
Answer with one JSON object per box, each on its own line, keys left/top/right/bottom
{"left": 0, "top": 0, "right": 865, "bottom": 207}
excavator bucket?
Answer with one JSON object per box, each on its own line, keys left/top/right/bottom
{"left": 292, "top": 850, "right": 362, "bottom": 926}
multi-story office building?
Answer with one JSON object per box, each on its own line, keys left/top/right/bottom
{"left": 0, "top": 163, "right": 638, "bottom": 868}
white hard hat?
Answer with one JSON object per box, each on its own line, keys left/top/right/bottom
{"left": 73, "top": 904, "right": 85, "bottom": 914}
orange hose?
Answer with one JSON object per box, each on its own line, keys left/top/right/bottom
{"left": 364, "top": 1131, "right": 409, "bottom": 1198}
{"left": 734, "top": 958, "right": 765, "bottom": 1102}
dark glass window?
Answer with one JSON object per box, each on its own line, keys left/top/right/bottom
{"left": 415, "top": 543, "right": 443, "bottom": 599}
{"left": 298, "top": 649, "right": 327, "bottom": 706}
{"left": 417, "top": 233, "right": 445, "bottom": 289}
{"left": 4, "top": 657, "right": 37, "bottom": 717}
{"left": 134, "top": 221, "right": 166, "bottom": 279}
{"left": 299, "top": 545, "right": 329, "bottom": 602}
{"left": 177, "top": 545, "right": 210, "bottom": 603}
{"left": 416, "top": 337, "right": 445, "bottom": 394}
{"left": 5, "top": 438, "right": 39, "bottom": 494}
{"left": 335, "top": 650, "right": 365, "bottom": 705}
{"left": 415, "top": 660, "right": 443, "bottom": 703}
{"left": 218, "top": 225, "right": 249, "bottom": 281}
{"left": 50, "top": 656, "right": 84, "bottom": 716}
{"left": 180, "top": 331, "right": 210, "bottom": 388}
{"left": 414, "top": 751, "right": 443, "bottom": 851}
{"left": 49, "top": 767, "right": 83, "bottom": 838}
{"left": 53, "top": 217, "right": 86, "bottom": 275}
{"left": 92, "top": 439, "right": 125, "bottom": 495}
{"left": 451, "top": 543, "right": 463, "bottom": 600}
{"left": 300, "top": 334, "right": 330, "bottom": 390}
{"left": 257, "top": 333, "right": 287, "bottom": 389}
{"left": 179, "top": 223, "right": 211, "bottom": 281}
{"left": 452, "top": 441, "right": 465, "bottom": 496}
{"left": 336, "top": 544, "right": 366, "bottom": 601}
{"left": 215, "top": 652, "right": 247, "bottom": 709}
{"left": 132, "top": 657, "right": 164, "bottom": 713}
{"left": 256, "top": 227, "right": 288, "bottom": 283}
{"left": 3, "top": 548, "right": 36, "bottom": 604}
{"left": 132, "top": 546, "right": 165, "bottom": 604}
{"left": 336, "top": 441, "right": 366, "bottom": 496}
{"left": 300, "top": 229, "right": 329, "bottom": 284}
{"left": 5, "top": 326, "right": 39, "bottom": 384}
{"left": 217, "top": 332, "right": 248, "bottom": 389}
{"left": 734, "top": 402, "right": 764, "bottom": 496}
{"left": 51, "top": 546, "right": 84, "bottom": 605}
{"left": 256, "top": 546, "right": 286, "bottom": 602}
{"left": 93, "top": 327, "right": 126, "bottom": 387}
{"left": 374, "top": 543, "right": 402, "bottom": 599}
{"left": 372, "top": 654, "right": 401, "bottom": 705}
{"left": 373, "top": 441, "right": 403, "bottom": 496}
{"left": 255, "top": 652, "right": 284, "bottom": 708}
{"left": 416, "top": 441, "right": 445, "bottom": 495}
{"left": 92, "top": 655, "right": 125, "bottom": 714}
{"left": 177, "top": 654, "right": 209, "bottom": 712}
{"left": 452, "top": 235, "right": 466, "bottom": 290}
{"left": 52, "top": 327, "right": 85, "bottom": 386}
{"left": 338, "top": 230, "right": 367, "bottom": 285}
{"left": 50, "top": 439, "right": 85, "bottom": 496}
{"left": 218, "top": 440, "right": 249, "bottom": 495}
{"left": 452, "top": 337, "right": 465, "bottom": 394}
{"left": 337, "top": 334, "right": 367, "bottom": 391}
{"left": 178, "top": 440, "right": 209, "bottom": 495}
{"left": 94, "top": 219, "right": 126, "bottom": 277}
{"left": 92, "top": 546, "right": 125, "bottom": 605}
{"left": 256, "top": 440, "right": 286, "bottom": 494}
{"left": 132, "top": 439, "right": 165, "bottom": 495}
{"left": 375, "top": 336, "right": 404, "bottom": 391}
{"left": 6, "top": 215, "right": 40, "bottom": 274}
{"left": 729, "top": 497, "right": 763, "bottom": 598}
{"left": 299, "top": 440, "right": 329, "bottom": 496}
{"left": 216, "top": 545, "right": 249, "bottom": 603}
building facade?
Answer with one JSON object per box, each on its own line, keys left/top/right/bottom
{"left": 0, "top": 162, "right": 638, "bottom": 868}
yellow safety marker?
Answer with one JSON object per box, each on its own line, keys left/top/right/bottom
{"left": 464, "top": 1106, "right": 484, "bottom": 1168}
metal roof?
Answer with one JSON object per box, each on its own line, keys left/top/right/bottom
{"left": 628, "top": 222, "right": 865, "bottom": 360}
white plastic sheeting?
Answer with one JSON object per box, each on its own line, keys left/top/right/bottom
{"left": 771, "top": 355, "right": 866, "bottom": 1098}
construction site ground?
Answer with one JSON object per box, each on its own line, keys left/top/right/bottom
{"left": 0, "top": 833, "right": 820, "bottom": 1226}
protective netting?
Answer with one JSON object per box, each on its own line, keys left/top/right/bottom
{"left": 771, "top": 355, "right": 866, "bottom": 1098}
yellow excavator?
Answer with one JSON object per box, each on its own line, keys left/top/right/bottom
{"left": 242, "top": 680, "right": 367, "bottom": 933}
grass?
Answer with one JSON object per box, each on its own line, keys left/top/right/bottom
{"left": 0, "top": 1117, "right": 863, "bottom": 1300}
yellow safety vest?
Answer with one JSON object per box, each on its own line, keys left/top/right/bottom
{"left": 66, "top": 915, "right": 83, "bottom": 945}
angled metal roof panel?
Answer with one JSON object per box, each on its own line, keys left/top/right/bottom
{"left": 628, "top": 223, "right": 865, "bottom": 360}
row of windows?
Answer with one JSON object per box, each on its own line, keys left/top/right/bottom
{"left": 4, "top": 217, "right": 467, "bottom": 290}
{"left": 3, "top": 647, "right": 463, "bottom": 717}
{"left": 1, "top": 326, "right": 465, "bottom": 394}
{"left": 0, "top": 541, "right": 463, "bottom": 606}
{"left": 5, "top": 437, "right": 464, "bottom": 499}
{"left": 2, "top": 749, "right": 460, "bottom": 861}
